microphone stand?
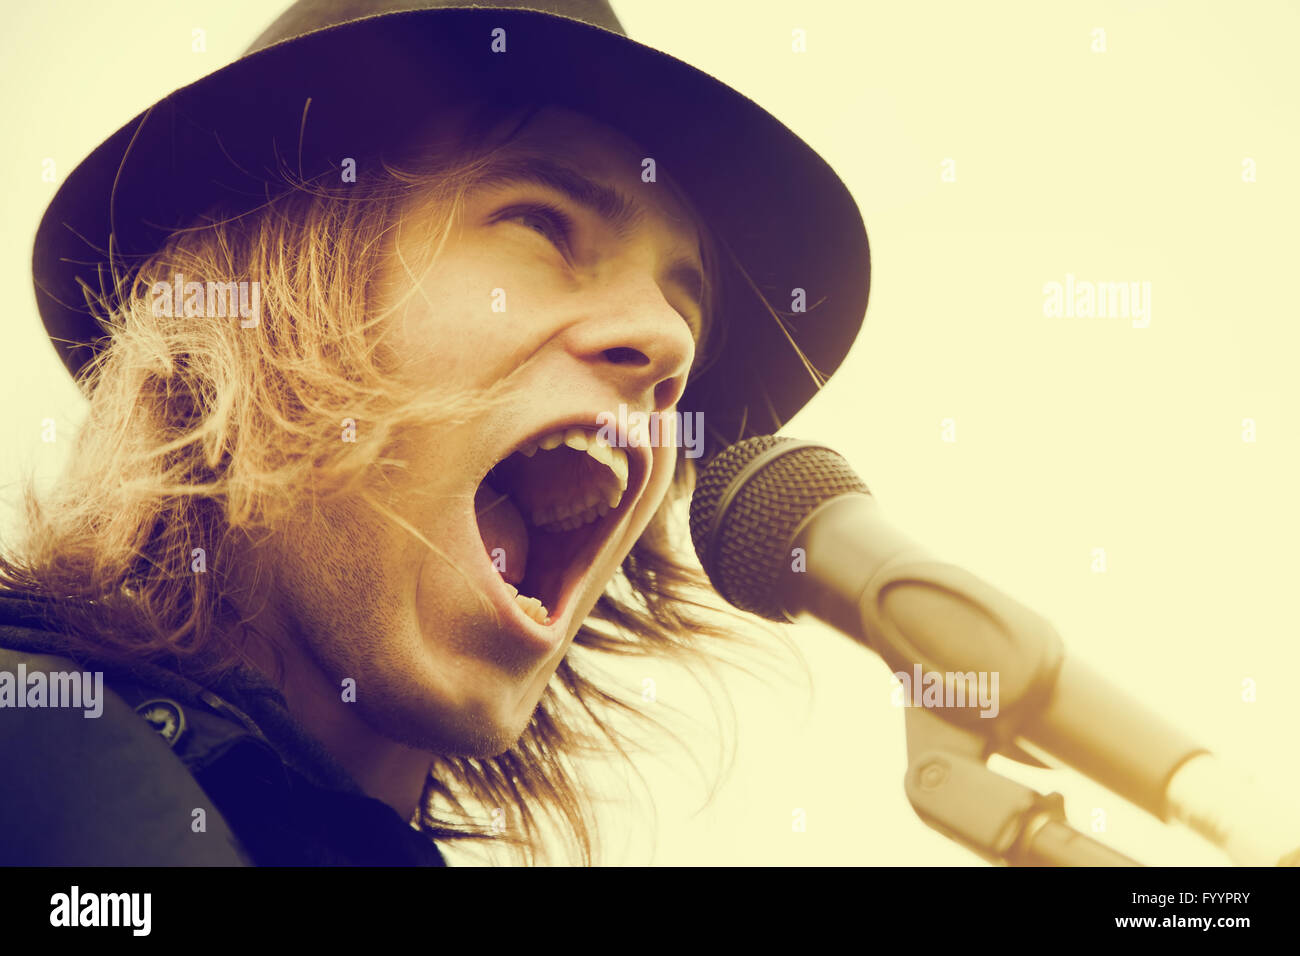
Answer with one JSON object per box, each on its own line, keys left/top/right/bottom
{"left": 902, "top": 706, "right": 1141, "bottom": 865}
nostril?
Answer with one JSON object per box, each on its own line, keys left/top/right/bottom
{"left": 604, "top": 347, "right": 649, "bottom": 366}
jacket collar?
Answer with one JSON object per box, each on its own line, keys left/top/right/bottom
{"left": 0, "top": 589, "right": 361, "bottom": 794}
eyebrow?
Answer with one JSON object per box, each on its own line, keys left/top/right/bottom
{"left": 473, "top": 154, "right": 708, "bottom": 324}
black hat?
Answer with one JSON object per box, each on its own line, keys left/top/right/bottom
{"left": 31, "top": 0, "right": 870, "bottom": 463}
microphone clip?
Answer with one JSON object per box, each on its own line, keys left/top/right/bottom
{"left": 901, "top": 707, "right": 1141, "bottom": 866}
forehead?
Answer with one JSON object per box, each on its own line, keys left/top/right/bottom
{"left": 483, "top": 105, "right": 703, "bottom": 255}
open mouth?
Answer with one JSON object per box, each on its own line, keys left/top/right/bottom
{"left": 472, "top": 422, "right": 643, "bottom": 631}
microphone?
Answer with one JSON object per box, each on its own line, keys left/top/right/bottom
{"left": 689, "top": 435, "right": 1300, "bottom": 865}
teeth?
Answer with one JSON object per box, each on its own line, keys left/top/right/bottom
{"left": 584, "top": 440, "right": 614, "bottom": 469}
{"left": 508, "top": 424, "right": 633, "bottom": 532}
{"left": 531, "top": 495, "right": 623, "bottom": 530}
{"left": 581, "top": 437, "right": 627, "bottom": 492}
{"left": 607, "top": 447, "right": 628, "bottom": 487}
{"left": 533, "top": 487, "right": 603, "bottom": 527}
{"left": 513, "top": 592, "right": 550, "bottom": 625}
{"left": 518, "top": 427, "right": 626, "bottom": 480}
{"left": 495, "top": 570, "right": 549, "bottom": 624}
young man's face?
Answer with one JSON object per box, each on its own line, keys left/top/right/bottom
{"left": 263, "top": 105, "right": 706, "bottom": 764}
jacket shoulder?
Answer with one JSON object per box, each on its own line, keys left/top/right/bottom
{"left": 0, "top": 644, "right": 250, "bottom": 865}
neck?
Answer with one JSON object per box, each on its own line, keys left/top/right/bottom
{"left": 240, "top": 613, "right": 434, "bottom": 821}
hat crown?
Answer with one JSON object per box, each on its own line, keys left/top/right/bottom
{"left": 247, "top": 0, "right": 625, "bottom": 54}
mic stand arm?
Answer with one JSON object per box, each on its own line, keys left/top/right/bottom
{"left": 902, "top": 706, "right": 1141, "bottom": 865}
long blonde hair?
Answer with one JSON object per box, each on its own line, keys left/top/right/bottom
{"left": 0, "top": 97, "right": 806, "bottom": 864}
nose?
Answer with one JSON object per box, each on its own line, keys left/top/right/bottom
{"left": 565, "top": 282, "right": 695, "bottom": 413}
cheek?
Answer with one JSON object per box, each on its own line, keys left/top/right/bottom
{"left": 397, "top": 266, "right": 562, "bottom": 387}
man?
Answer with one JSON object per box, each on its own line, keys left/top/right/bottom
{"left": 1, "top": 0, "right": 869, "bottom": 865}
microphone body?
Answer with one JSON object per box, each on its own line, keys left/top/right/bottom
{"left": 787, "top": 491, "right": 1203, "bottom": 820}
{"left": 691, "top": 437, "right": 1299, "bottom": 864}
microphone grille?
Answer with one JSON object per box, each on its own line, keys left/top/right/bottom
{"left": 689, "top": 436, "right": 869, "bottom": 620}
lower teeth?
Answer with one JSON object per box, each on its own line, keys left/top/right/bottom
{"left": 511, "top": 589, "right": 550, "bottom": 625}
{"left": 499, "top": 578, "right": 550, "bottom": 625}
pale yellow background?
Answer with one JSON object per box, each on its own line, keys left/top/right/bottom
{"left": 2, "top": 0, "right": 1297, "bottom": 865}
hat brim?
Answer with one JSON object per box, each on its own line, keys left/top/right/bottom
{"left": 32, "top": 8, "right": 869, "bottom": 463}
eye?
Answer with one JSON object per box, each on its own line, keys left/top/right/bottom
{"left": 497, "top": 202, "right": 575, "bottom": 254}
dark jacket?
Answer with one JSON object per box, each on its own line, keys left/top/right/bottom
{"left": 0, "top": 590, "right": 446, "bottom": 866}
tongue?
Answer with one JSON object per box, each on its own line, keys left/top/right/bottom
{"left": 474, "top": 483, "right": 529, "bottom": 585}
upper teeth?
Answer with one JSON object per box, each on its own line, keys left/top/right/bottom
{"left": 519, "top": 426, "right": 628, "bottom": 531}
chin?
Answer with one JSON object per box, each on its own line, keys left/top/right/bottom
{"left": 404, "top": 703, "right": 533, "bottom": 760}
{"left": 350, "top": 645, "right": 543, "bottom": 760}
